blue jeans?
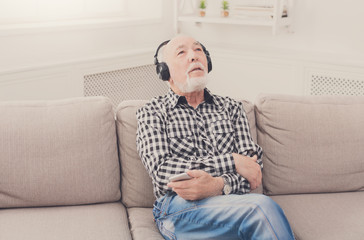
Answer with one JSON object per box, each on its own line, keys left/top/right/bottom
{"left": 153, "top": 193, "right": 294, "bottom": 240}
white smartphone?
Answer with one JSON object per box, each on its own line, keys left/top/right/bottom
{"left": 169, "top": 173, "right": 192, "bottom": 182}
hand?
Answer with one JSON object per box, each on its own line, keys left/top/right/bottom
{"left": 167, "top": 170, "right": 224, "bottom": 201}
{"left": 232, "top": 153, "right": 262, "bottom": 190}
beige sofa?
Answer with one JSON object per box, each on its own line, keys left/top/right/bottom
{"left": 1, "top": 95, "right": 363, "bottom": 240}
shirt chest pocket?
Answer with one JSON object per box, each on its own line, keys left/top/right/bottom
{"left": 210, "top": 119, "right": 235, "bottom": 153}
{"left": 167, "top": 124, "right": 195, "bottom": 157}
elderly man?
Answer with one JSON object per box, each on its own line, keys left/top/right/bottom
{"left": 136, "top": 35, "right": 294, "bottom": 240}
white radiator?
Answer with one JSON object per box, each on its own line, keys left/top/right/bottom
{"left": 84, "top": 64, "right": 169, "bottom": 109}
{"left": 308, "top": 71, "right": 364, "bottom": 96}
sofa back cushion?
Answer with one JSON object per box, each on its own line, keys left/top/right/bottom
{"left": 116, "top": 99, "right": 258, "bottom": 208}
{"left": 255, "top": 94, "right": 364, "bottom": 195}
{"left": 116, "top": 100, "right": 154, "bottom": 208}
{"left": 0, "top": 97, "right": 121, "bottom": 208}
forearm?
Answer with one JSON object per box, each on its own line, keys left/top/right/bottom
{"left": 168, "top": 171, "right": 225, "bottom": 200}
{"left": 236, "top": 147, "right": 264, "bottom": 170}
{"left": 189, "top": 153, "right": 236, "bottom": 175}
{"left": 188, "top": 151, "right": 262, "bottom": 194}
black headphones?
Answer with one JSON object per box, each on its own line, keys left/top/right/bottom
{"left": 153, "top": 40, "right": 212, "bottom": 81}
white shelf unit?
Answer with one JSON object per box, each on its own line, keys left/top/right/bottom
{"left": 174, "top": 0, "right": 294, "bottom": 35}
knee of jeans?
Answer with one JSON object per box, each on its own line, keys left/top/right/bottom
{"left": 249, "top": 194, "right": 273, "bottom": 208}
{"left": 252, "top": 194, "right": 282, "bottom": 215}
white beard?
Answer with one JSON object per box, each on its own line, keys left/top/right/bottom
{"left": 173, "top": 63, "right": 209, "bottom": 93}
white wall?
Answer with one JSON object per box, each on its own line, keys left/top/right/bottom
{"left": 1, "top": 0, "right": 364, "bottom": 102}
{"left": 179, "top": 0, "right": 364, "bottom": 101}
{"left": 0, "top": 0, "right": 174, "bottom": 100}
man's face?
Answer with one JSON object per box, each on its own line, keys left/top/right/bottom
{"left": 164, "top": 36, "right": 209, "bottom": 93}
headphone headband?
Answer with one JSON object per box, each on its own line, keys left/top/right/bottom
{"left": 154, "top": 40, "right": 170, "bottom": 62}
{"left": 154, "top": 39, "right": 212, "bottom": 81}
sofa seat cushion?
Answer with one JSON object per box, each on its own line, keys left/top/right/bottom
{"left": 271, "top": 192, "right": 364, "bottom": 240}
{"left": 0, "top": 202, "right": 131, "bottom": 240}
{"left": 127, "top": 207, "right": 164, "bottom": 240}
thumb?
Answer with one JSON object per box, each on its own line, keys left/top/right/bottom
{"left": 187, "top": 170, "right": 204, "bottom": 178}
{"left": 251, "top": 155, "right": 258, "bottom": 162}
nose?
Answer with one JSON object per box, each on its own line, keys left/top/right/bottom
{"left": 188, "top": 49, "right": 198, "bottom": 62}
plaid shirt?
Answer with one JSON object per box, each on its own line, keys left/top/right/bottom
{"left": 136, "top": 88, "right": 263, "bottom": 199}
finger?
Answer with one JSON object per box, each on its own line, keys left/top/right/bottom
{"left": 174, "top": 188, "right": 198, "bottom": 201}
{"left": 251, "top": 155, "right": 258, "bottom": 161}
{"left": 250, "top": 173, "right": 260, "bottom": 190}
{"left": 186, "top": 169, "right": 204, "bottom": 178}
{"left": 167, "top": 183, "right": 176, "bottom": 189}
{"left": 255, "top": 176, "right": 261, "bottom": 188}
{"left": 251, "top": 182, "right": 257, "bottom": 190}
{"left": 168, "top": 181, "right": 189, "bottom": 189}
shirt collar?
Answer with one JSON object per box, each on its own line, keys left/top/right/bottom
{"left": 166, "top": 88, "right": 181, "bottom": 109}
{"left": 166, "top": 88, "right": 220, "bottom": 109}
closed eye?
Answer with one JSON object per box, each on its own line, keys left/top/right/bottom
{"left": 177, "top": 50, "right": 185, "bottom": 55}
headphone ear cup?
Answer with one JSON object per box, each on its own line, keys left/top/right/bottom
{"left": 157, "top": 62, "right": 170, "bottom": 81}
{"left": 202, "top": 47, "right": 212, "bottom": 73}
{"left": 206, "top": 55, "right": 212, "bottom": 73}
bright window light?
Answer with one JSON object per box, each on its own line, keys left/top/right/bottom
{"left": 0, "top": 0, "right": 162, "bottom": 25}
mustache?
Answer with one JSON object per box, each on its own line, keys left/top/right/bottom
{"left": 186, "top": 62, "right": 206, "bottom": 73}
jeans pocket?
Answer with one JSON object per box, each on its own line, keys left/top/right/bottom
{"left": 153, "top": 198, "right": 164, "bottom": 219}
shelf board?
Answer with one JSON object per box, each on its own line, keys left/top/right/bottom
{"left": 178, "top": 15, "right": 291, "bottom": 27}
